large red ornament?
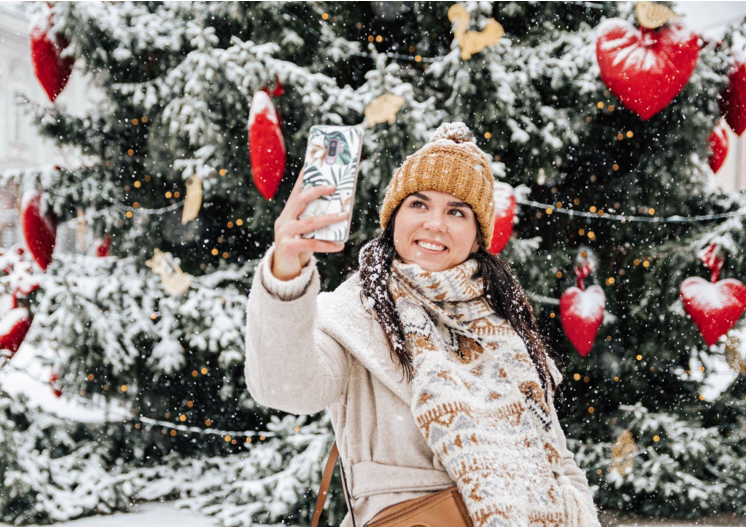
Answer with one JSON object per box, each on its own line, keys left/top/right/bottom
{"left": 248, "top": 90, "right": 286, "bottom": 200}
{"left": 596, "top": 19, "right": 699, "bottom": 120}
{"left": 488, "top": 183, "right": 516, "bottom": 255}
{"left": 21, "top": 190, "right": 57, "bottom": 271}
{"left": 560, "top": 260, "right": 606, "bottom": 357}
{"left": 30, "top": 7, "right": 73, "bottom": 102}
{"left": 0, "top": 307, "right": 32, "bottom": 361}
{"left": 708, "top": 122, "right": 729, "bottom": 174}
{"left": 721, "top": 62, "right": 746, "bottom": 136}
{"left": 680, "top": 278, "right": 746, "bottom": 346}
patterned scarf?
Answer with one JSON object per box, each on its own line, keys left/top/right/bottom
{"left": 388, "top": 255, "right": 597, "bottom": 527}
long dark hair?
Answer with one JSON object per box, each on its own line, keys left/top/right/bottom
{"left": 356, "top": 202, "right": 565, "bottom": 405}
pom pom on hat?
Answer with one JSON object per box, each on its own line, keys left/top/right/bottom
{"left": 428, "top": 122, "right": 476, "bottom": 144}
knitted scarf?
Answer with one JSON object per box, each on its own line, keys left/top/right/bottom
{"left": 388, "top": 256, "right": 598, "bottom": 527}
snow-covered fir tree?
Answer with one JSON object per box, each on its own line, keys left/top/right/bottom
{"left": 1, "top": 1, "right": 746, "bottom": 524}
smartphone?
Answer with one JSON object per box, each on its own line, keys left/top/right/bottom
{"left": 298, "top": 124, "right": 365, "bottom": 243}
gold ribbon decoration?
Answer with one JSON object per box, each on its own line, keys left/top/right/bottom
{"left": 145, "top": 248, "right": 193, "bottom": 296}
{"left": 448, "top": 3, "right": 504, "bottom": 60}
{"left": 181, "top": 174, "right": 203, "bottom": 225}
{"left": 364, "top": 93, "right": 405, "bottom": 127}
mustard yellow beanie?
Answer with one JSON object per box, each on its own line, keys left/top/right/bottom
{"left": 379, "top": 122, "right": 495, "bottom": 246}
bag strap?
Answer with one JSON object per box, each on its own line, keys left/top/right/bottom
{"left": 311, "top": 441, "right": 357, "bottom": 527}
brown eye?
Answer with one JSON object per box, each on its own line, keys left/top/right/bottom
{"left": 450, "top": 209, "right": 466, "bottom": 217}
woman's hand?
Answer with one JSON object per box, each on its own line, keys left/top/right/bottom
{"left": 272, "top": 168, "right": 348, "bottom": 281}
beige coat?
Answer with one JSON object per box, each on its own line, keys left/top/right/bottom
{"left": 244, "top": 244, "right": 600, "bottom": 527}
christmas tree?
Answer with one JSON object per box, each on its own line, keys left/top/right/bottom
{"left": 2, "top": 1, "right": 746, "bottom": 524}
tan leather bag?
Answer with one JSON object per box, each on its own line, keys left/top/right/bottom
{"left": 311, "top": 442, "right": 473, "bottom": 527}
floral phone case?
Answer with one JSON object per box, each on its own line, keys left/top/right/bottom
{"left": 298, "top": 124, "right": 365, "bottom": 243}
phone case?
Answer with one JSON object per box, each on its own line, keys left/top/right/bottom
{"left": 298, "top": 124, "right": 365, "bottom": 243}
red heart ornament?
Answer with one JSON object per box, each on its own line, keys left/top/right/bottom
{"left": 721, "top": 62, "right": 746, "bottom": 136}
{"left": 30, "top": 9, "right": 73, "bottom": 102}
{"left": 560, "top": 285, "right": 606, "bottom": 357}
{"left": 488, "top": 183, "right": 516, "bottom": 255}
{"left": 596, "top": 19, "right": 699, "bottom": 120}
{"left": 680, "top": 277, "right": 746, "bottom": 346}
{"left": 248, "top": 90, "right": 286, "bottom": 200}
{"left": 0, "top": 307, "right": 32, "bottom": 360}
{"left": 21, "top": 190, "right": 57, "bottom": 271}
{"left": 708, "top": 122, "right": 729, "bottom": 174}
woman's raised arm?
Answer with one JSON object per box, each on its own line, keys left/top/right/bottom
{"left": 244, "top": 243, "right": 351, "bottom": 415}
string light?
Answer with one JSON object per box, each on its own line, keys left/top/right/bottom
{"left": 3, "top": 363, "right": 735, "bottom": 476}
{"left": 3, "top": 364, "right": 320, "bottom": 440}
{"left": 516, "top": 197, "right": 746, "bottom": 223}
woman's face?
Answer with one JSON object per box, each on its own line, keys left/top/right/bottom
{"left": 393, "top": 190, "right": 480, "bottom": 272}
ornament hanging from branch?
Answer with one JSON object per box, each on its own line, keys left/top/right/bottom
{"left": 75, "top": 208, "right": 87, "bottom": 252}
{"left": 560, "top": 253, "right": 606, "bottom": 357}
{"left": 248, "top": 90, "right": 286, "bottom": 200}
{"left": 487, "top": 182, "right": 515, "bottom": 255}
{"left": 21, "top": 189, "right": 57, "bottom": 271}
{"left": 448, "top": 3, "right": 504, "bottom": 60}
{"left": 724, "top": 334, "right": 745, "bottom": 374}
{"left": 680, "top": 243, "right": 746, "bottom": 346}
{"left": 364, "top": 93, "right": 405, "bottom": 127}
{"left": 261, "top": 74, "right": 285, "bottom": 98}
{"left": 720, "top": 62, "right": 746, "bottom": 136}
{"left": 145, "top": 248, "right": 193, "bottom": 296}
{"left": 96, "top": 235, "right": 111, "bottom": 257}
{"left": 50, "top": 371, "right": 63, "bottom": 398}
{"left": 611, "top": 429, "right": 636, "bottom": 475}
{"left": 181, "top": 174, "right": 202, "bottom": 225}
{"left": 0, "top": 307, "right": 32, "bottom": 365}
{"left": 708, "top": 121, "right": 729, "bottom": 174}
{"left": 595, "top": 16, "right": 698, "bottom": 120}
{"left": 29, "top": 4, "right": 73, "bottom": 102}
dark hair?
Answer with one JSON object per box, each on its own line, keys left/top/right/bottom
{"left": 356, "top": 201, "right": 565, "bottom": 405}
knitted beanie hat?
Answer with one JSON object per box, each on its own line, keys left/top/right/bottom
{"left": 379, "top": 122, "right": 495, "bottom": 246}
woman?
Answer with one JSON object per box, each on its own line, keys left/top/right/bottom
{"left": 245, "top": 122, "right": 601, "bottom": 527}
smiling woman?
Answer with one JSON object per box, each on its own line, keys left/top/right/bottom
{"left": 245, "top": 122, "right": 600, "bottom": 527}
